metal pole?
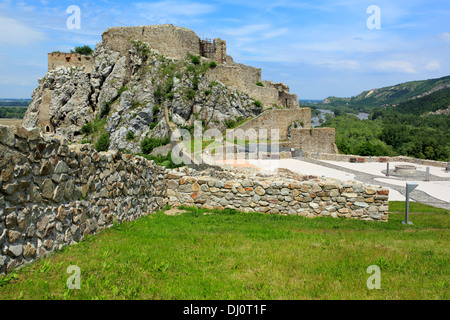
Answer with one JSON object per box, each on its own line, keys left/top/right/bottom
{"left": 402, "top": 183, "right": 418, "bottom": 225}
{"left": 386, "top": 163, "right": 389, "bottom": 177}
{"left": 425, "top": 167, "right": 430, "bottom": 182}
{"left": 405, "top": 191, "right": 411, "bottom": 224}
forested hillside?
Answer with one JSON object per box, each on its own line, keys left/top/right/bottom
{"left": 322, "top": 75, "right": 450, "bottom": 113}
{"left": 389, "top": 87, "right": 450, "bottom": 115}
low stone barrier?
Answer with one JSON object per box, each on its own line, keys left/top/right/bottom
{"left": 166, "top": 167, "right": 389, "bottom": 220}
{"left": 0, "top": 125, "right": 167, "bottom": 275}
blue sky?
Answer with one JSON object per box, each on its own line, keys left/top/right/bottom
{"left": 0, "top": 0, "right": 449, "bottom": 99}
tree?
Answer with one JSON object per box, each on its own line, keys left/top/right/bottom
{"left": 71, "top": 45, "right": 93, "bottom": 55}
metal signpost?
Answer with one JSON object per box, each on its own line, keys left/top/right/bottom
{"left": 425, "top": 167, "right": 430, "bottom": 182}
{"left": 402, "top": 183, "right": 418, "bottom": 225}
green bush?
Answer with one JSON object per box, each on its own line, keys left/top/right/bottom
{"left": 186, "top": 89, "right": 196, "bottom": 100}
{"left": 132, "top": 40, "right": 150, "bottom": 59}
{"left": 141, "top": 137, "right": 170, "bottom": 154}
{"left": 192, "top": 75, "right": 199, "bottom": 91}
{"left": 256, "top": 82, "right": 264, "bottom": 87}
{"left": 225, "top": 119, "right": 236, "bottom": 129}
{"left": 70, "top": 45, "right": 93, "bottom": 55}
{"left": 191, "top": 55, "right": 201, "bottom": 65}
{"left": 81, "top": 122, "right": 93, "bottom": 135}
{"left": 126, "top": 131, "right": 135, "bottom": 141}
{"left": 254, "top": 100, "right": 263, "bottom": 109}
{"left": 209, "top": 61, "right": 217, "bottom": 69}
{"left": 117, "top": 86, "right": 128, "bottom": 96}
{"left": 100, "top": 101, "right": 112, "bottom": 118}
{"left": 139, "top": 151, "right": 184, "bottom": 169}
{"left": 95, "top": 133, "right": 110, "bottom": 152}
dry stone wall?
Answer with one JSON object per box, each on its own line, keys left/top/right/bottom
{"left": 291, "top": 128, "right": 339, "bottom": 154}
{"left": 0, "top": 124, "right": 389, "bottom": 275}
{"left": 0, "top": 125, "right": 167, "bottom": 275}
{"left": 166, "top": 167, "right": 389, "bottom": 220}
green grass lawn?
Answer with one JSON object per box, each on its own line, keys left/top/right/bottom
{"left": 0, "top": 203, "right": 448, "bottom": 300}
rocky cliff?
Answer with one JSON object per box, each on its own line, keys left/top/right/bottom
{"left": 23, "top": 35, "right": 263, "bottom": 154}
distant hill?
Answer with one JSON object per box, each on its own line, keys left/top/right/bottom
{"left": 0, "top": 99, "right": 31, "bottom": 107}
{"left": 392, "top": 87, "right": 450, "bottom": 115}
{"left": 322, "top": 75, "right": 450, "bottom": 110}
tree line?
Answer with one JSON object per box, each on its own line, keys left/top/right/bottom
{"left": 321, "top": 110, "right": 449, "bottom": 161}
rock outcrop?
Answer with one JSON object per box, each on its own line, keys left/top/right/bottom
{"left": 23, "top": 30, "right": 264, "bottom": 154}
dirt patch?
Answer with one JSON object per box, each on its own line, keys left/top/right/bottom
{"left": 164, "top": 208, "right": 188, "bottom": 216}
{"left": 0, "top": 119, "right": 22, "bottom": 126}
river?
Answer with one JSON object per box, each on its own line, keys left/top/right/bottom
{"left": 311, "top": 109, "right": 369, "bottom": 127}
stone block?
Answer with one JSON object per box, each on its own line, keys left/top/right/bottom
{"left": 0, "top": 125, "right": 15, "bottom": 147}
{"left": 7, "top": 244, "right": 23, "bottom": 258}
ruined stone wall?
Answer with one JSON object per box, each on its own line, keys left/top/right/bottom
{"left": 48, "top": 53, "right": 94, "bottom": 73}
{"left": 102, "top": 24, "right": 201, "bottom": 60}
{"left": 205, "top": 62, "right": 279, "bottom": 108}
{"left": 213, "top": 39, "right": 227, "bottom": 64}
{"left": 291, "top": 128, "right": 339, "bottom": 154}
{"left": 206, "top": 62, "right": 262, "bottom": 91}
{"left": 166, "top": 168, "right": 389, "bottom": 220}
{"left": 231, "top": 109, "right": 312, "bottom": 141}
{"left": 206, "top": 64, "right": 299, "bottom": 109}
{"left": 262, "top": 81, "right": 299, "bottom": 109}
{"left": 0, "top": 125, "right": 167, "bottom": 275}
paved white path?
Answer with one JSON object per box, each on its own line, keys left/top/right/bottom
{"left": 247, "top": 158, "right": 450, "bottom": 209}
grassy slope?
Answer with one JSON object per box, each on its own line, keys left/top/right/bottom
{"left": 0, "top": 204, "right": 448, "bottom": 300}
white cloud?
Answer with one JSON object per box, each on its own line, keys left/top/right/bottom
{"left": 317, "top": 59, "right": 361, "bottom": 71}
{"left": 134, "top": 1, "right": 216, "bottom": 23}
{"left": 0, "top": 15, "right": 46, "bottom": 46}
{"left": 221, "top": 24, "right": 270, "bottom": 37}
{"left": 221, "top": 24, "right": 289, "bottom": 46}
{"left": 425, "top": 60, "right": 441, "bottom": 71}
{"left": 442, "top": 32, "right": 450, "bottom": 43}
{"left": 377, "top": 60, "right": 416, "bottom": 74}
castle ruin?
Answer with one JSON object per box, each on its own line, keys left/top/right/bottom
{"left": 47, "top": 24, "right": 299, "bottom": 110}
{"left": 44, "top": 24, "right": 336, "bottom": 154}
{"left": 48, "top": 52, "right": 94, "bottom": 74}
